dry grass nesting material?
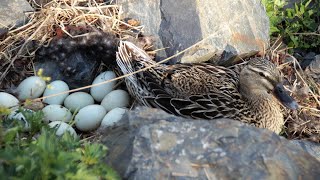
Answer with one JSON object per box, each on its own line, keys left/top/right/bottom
{"left": 0, "top": 0, "right": 143, "bottom": 90}
{"left": 265, "top": 38, "right": 320, "bottom": 142}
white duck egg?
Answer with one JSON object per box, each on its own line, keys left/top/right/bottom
{"left": 49, "top": 121, "right": 77, "bottom": 138}
{"left": 101, "top": 90, "right": 130, "bottom": 111}
{"left": 75, "top": 105, "right": 106, "bottom": 132}
{"left": 7, "top": 109, "right": 33, "bottom": 131}
{"left": 90, "top": 71, "right": 116, "bottom": 102}
{"left": 42, "top": 105, "right": 72, "bottom": 123}
{"left": 17, "top": 76, "right": 46, "bottom": 100}
{"left": 64, "top": 92, "right": 94, "bottom": 112}
{"left": 100, "top": 108, "right": 127, "bottom": 128}
{"left": 0, "top": 92, "right": 19, "bottom": 109}
{"left": 43, "top": 80, "right": 69, "bottom": 105}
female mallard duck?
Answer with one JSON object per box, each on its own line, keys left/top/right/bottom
{"left": 116, "top": 41, "right": 298, "bottom": 134}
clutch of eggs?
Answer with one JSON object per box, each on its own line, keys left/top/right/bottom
{"left": 4, "top": 71, "right": 129, "bottom": 136}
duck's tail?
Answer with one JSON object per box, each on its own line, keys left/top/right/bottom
{"left": 116, "top": 41, "right": 155, "bottom": 83}
{"left": 116, "top": 41, "right": 160, "bottom": 105}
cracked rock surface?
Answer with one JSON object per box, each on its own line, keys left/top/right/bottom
{"left": 101, "top": 107, "right": 320, "bottom": 179}
{"left": 116, "top": 0, "right": 269, "bottom": 65}
{"left": 0, "top": 0, "right": 33, "bottom": 36}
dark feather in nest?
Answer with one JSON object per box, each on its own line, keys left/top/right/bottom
{"left": 37, "top": 26, "right": 119, "bottom": 65}
{"left": 34, "top": 26, "right": 119, "bottom": 89}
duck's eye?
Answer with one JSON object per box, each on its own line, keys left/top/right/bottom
{"left": 259, "top": 72, "right": 266, "bottom": 77}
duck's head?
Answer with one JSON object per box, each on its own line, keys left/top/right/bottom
{"left": 239, "top": 58, "right": 298, "bottom": 110}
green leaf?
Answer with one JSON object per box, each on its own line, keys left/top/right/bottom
{"left": 0, "top": 121, "right": 119, "bottom": 179}
{"left": 295, "top": 3, "right": 299, "bottom": 13}
{"left": 308, "top": 9, "right": 314, "bottom": 16}
{"left": 274, "top": 0, "right": 286, "bottom": 7}
{"left": 300, "top": 4, "right": 305, "bottom": 14}
{"left": 289, "top": 34, "right": 299, "bottom": 47}
{"left": 270, "top": 26, "right": 280, "bottom": 34}
{"left": 4, "top": 127, "right": 20, "bottom": 144}
{"left": 305, "top": 0, "right": 312, "bottom": 8}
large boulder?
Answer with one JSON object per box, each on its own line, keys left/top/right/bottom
{"left": 305, "top": 54, "right": 320, "bottom": 83}
{"left": 116, "top": 0, "right": 269, "bottom": 65}
{"left": 100, "top": 107, "right": 320, "bottom": 179}
{"left": 0, "top": 0, "right": 33, "bottom": 36}
{"left": 289, "top": 140, "right": 320, "bottom": 161}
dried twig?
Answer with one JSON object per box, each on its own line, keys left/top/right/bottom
{"left": 292, "top": 32, "right": 320, "bottom": 36}
{"left": 0, "top": 0, "right": 142, "bottom": 88}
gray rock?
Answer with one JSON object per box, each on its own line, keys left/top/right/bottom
{"left": 101, "top": 107, "right": 320, "bottom": 179}
{"left": 32, "top": 0, "right": 52, "bottom": 6}
{"left": 299, "top": 51, "right": 317, "bottom": 69}
{"left": 289, "top": 140, "right": 320, "bottom": 161}
{"left": 305, "top": 54, "right": 320, "bottom": 83}
{"left": 116, "top": 0, "right": 269, "bottom": 65}
{"left": 0, "top": 0, "right": 33, "bottom": 36}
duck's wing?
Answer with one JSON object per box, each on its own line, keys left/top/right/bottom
{"left": 116, "top": 41, "right": 244, "bottom": 120}
{"left": 160, "top": 63, "right": 240, "bottom": 98}
{"left": 140, "top": 64, "right": 244, "bottom": 119}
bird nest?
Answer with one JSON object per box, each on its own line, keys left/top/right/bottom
{"left": 0, "top": 0, "right": 319, "bottom": 142}
{"left": 0, "top": 0, "right": 143, "bottom": 90}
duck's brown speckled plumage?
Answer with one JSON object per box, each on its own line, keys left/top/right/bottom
{"left": 116, "top": 41, "right": 297, "bottom": 134}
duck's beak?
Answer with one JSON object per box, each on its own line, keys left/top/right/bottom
{"left": 274, "top": 83, "right": 299, "bottom": 110}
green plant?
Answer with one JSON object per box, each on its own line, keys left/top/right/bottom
{"left": 0, "top": 110, "right": 120, "bottom": 180}
{"left": 262, "top": 0, "right": 320, "bottom": 51}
